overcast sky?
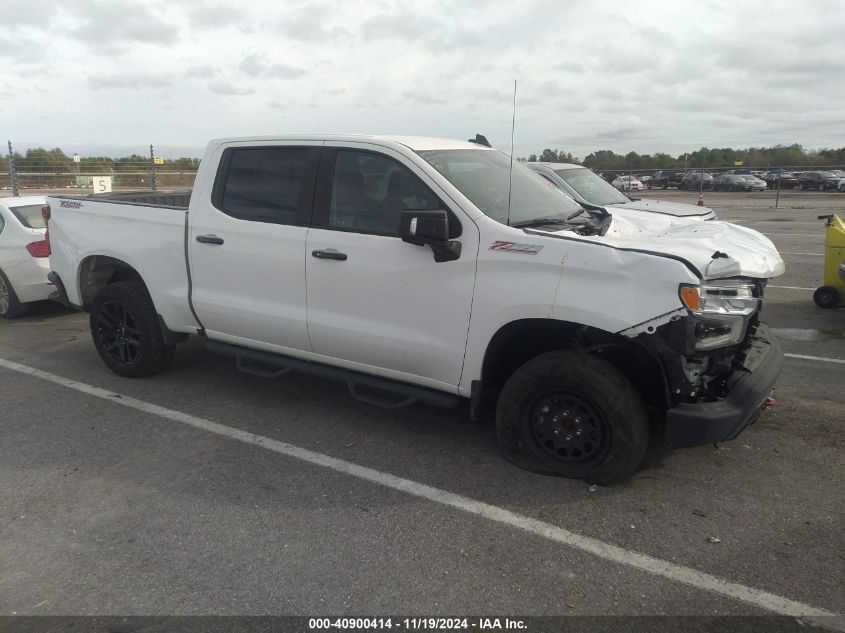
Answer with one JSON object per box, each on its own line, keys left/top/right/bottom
{"left": 2, "top": 0, "right": 844, "bottom": 159}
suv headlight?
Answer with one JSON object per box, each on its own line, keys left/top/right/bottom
{"left": 679, "top": 281, "right": 759, "bottom": 349}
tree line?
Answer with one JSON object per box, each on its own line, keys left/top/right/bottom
{"left": 5, "top": 147, "right": 200, "bottom": 172}
{"left": 522, "top": 144, "right": 845, "bottom": 170}
{"left": 8, "top": 144, "right": 845, "bottom": 173}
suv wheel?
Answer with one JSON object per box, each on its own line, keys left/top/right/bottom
{"left": 496, "top": 350, "right": 649, "bottom": 484}
{"left": 90, "top": 281, "right": 175, "bottom": 377}
{"left": 799, "top": 183, "right": 805, "bottom": 191}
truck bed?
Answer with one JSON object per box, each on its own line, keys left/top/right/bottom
{"left": 57, "top": 189, "right": 192, "bottom": 209}
{"left": 46, "top": 191, "right": 197, "bottom": 333}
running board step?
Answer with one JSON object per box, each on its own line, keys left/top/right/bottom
{"left": 206, "top": 341, "right": 460, "bottom": 410}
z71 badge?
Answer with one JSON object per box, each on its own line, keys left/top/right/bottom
{"left": 60, "top": 200, "right": 82, "bottom": 209}
{"left": 490, "top": 241, "right": 543, "bottom": 255}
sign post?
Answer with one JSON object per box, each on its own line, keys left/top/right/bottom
{"left": 7, "top": 140, "right": 19, "bottom": 197}
{"left": 150, "top": 144, "right": 157, "bottom": 191}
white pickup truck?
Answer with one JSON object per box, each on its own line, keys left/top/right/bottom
{"left": 45, "top": 135, "right": 785, "bottom": 483}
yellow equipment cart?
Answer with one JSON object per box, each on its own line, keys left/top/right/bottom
{"left": 813, "top": 214, "right": 845, "bottom": 308}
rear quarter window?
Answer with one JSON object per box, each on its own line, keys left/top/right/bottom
{"left": 9, "top": 204, "right": 46, "bottom": 229}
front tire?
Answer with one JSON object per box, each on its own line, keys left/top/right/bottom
{"left": 0, "top": 269, "right": 29, "bottom": 319}
{"left": 496, "top": 350, "right": 649, "bottom": 484}
{"left": 90, "top": 281, "right": 175, "bottom": 377}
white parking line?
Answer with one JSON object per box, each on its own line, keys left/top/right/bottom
{"left": 778, "top": 252, "right": 824, "bottom": 257}
{"left": 763, "top": 233, "right": 824, "bottom": 237}
{"left": 768, "top": 285, "right": 815, "bottom": 290}
{"left": 785, "top": 353, "right": 845, "bottom": 365}
{"left": 0, "top": 356, "right": 842, "bottom": 630}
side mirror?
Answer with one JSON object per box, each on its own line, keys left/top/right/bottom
{"left": 398, "top": 210, "right": 461, "bottom": 262}
{"left": 399, "top": 210, "right": 450, "bottom": 246}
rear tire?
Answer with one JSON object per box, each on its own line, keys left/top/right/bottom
{"left": 496, "top": 350, "right": 649, "bottom": 484}
{"left": 813, "top": 286, "right": 840, "bottom": 309}
{"left": 0, "top": 269, "right": 29, "bottom": 319}
{"left": 90, "top": 281, "right": 175, "bottom": 377}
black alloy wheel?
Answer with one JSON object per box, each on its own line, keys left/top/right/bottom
{"left": 94, "top": 300, "right": 142, "bottom": 366}
{"left": 89, "top": 281, "right": 175, "bottom": 377}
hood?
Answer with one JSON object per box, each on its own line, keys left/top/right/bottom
{"left": 610, "top": 198, "right": 714, "bottom": 219}
{"left": 540, "top": 214, "right": 785, "bottom": 280}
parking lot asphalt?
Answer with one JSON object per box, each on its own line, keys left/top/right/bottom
{"left": 0, "top": 194, "right": 842, "bottom": 623}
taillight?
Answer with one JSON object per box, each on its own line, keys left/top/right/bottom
{"left": 41, "top": 204, "right": 52, "bottom": 256}
{"left": 26, "top": 240, "right": 50, "bottom": 258}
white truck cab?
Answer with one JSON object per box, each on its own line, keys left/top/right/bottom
{"left": 45, "top": 135, "right": 785, "bottom": 483}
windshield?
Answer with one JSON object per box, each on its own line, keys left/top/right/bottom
{"left": 416, "top": 149, "right": 583, "bottom": 225}
{"left": 9, "top": 204, "right": 46, "bottom": 229}
{"left": 819, "top": 171, "right": 837, "bottom": 178}
{"left": 554, "top": 168, "right": 630, "bottom": 205}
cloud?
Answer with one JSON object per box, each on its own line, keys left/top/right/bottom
{"left": 208, "top": 81, "right": 254, "bottom": 96}
{"left": 361, "top": 6, "right": 485, "bottom": 50}
{"left": 186, "top": 65, "right": 217, "bottom": 78}
{"left": 272, "top": 2, "right": 350, "bottom": 41}
{"left": 88, "top": 75, "right": 172, "bottom": 90}
{"left": 402, "top": 91, "right": 446, "bottom": 106}
{"left": 239, "top": 52, "right": 307, "bottom": 79}
{"left": 6, "top": 0, "right": 845, "bottom": 159}
{"left": 66, "top": 1, "right": 179, "bottom": 49}
{"left": 186, "top": 1, "right": 245, "bottom": 29}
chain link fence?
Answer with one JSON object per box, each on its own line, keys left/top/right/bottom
{"left": 2, "top": 142, "right": 198, "bottom": 197}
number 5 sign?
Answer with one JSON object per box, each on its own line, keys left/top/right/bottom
{"left": 92, "top": 176, "right": 112, "bottom": 193}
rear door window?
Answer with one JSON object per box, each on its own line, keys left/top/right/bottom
{"left": 214, "top": 147, "right": 317, "bottom": 225}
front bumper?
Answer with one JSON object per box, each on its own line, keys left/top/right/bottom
{"left": 665, "top": 324, "right": 783, "bottom": 447}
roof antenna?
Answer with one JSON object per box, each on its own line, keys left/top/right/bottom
{"left": 506, "top": 79, "right": 517, "bottom": 227}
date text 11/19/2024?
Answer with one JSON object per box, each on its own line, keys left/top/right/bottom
{"left": 308, "top": 618, "right": 527, "bottom": 631}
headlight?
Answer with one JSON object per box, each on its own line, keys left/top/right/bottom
{"left": 679, "top": 281, "right": 759, "bottom": 349}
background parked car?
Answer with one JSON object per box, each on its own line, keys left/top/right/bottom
{"left": 647, "top": 170, "right": 684, "bottom": 189}
{"left": 713, "top": 174, "right": 766, "bottom": 192}
{"left": 611, "top": 175, "right": 644, "bottom": 191}
{"left": 526, "top": 163, "right": 717, "bottom": 220}
{"left": 798, "top": 171, "right": 842, "bottom": 191}
{"left": 0, "top": 196, "right": 51, "bottom": 318}
{"left": 762, "top": 171, "right": 798, "bottom": 189}
{"left": 679, "top": 172, "right": 714, "bottom": 190}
